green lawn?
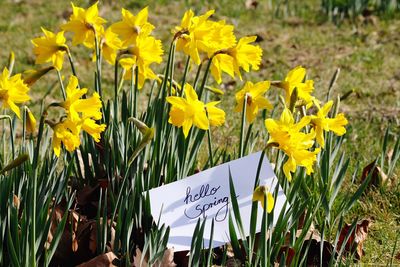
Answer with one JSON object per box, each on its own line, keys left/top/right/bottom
{"left": 1, "top": 0, "right": 399, "bottom": 264}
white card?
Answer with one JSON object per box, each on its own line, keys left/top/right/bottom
{"left": 147, "top": 151, "right": 287, "bottom": 252}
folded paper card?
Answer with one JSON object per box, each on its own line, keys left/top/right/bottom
{"left": 147, "top": 151, "right": 287, "bottom": 252}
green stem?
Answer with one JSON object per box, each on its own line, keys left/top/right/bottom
{"left": 94, "top": 34, "right": 103, "bottom": 99}
{"left": 134, "top": 66, "right": 139, "bottom": 119}
{"left": 8, "top": 118, "right": 15, "bottom": 159}
{"left": 193, "top": 62, "right": 203, "bottom": 90}
{"left": 197, "top": 58, "right": 213, "bottom": 100}
{"left": 133, "top": 67, "right": 139, "bottom": 148}
{"left": 66, "top": 48, "right": 77, "bottom": 77}
{"left": 33, "top": 112, "right": 46, "bottom": 167}
{"left": 180, "top": 56, "right": 191, "bottom": 96}
{"left": 22, "top": 107, "right": 26, "bottom": 152}
{"left": 239, "top": 95, "right": 248, "bottom": 158}
{"left": 114, "top": 59, "right": 119, "bottom": 123}
{"left": 243, "top": 123, "right": 253, "bottom": 155}
{"left": 169, "top": 42, "right": 176, "bottom": 96}
{"left": 129, "top": 67, "right": 135, "bottom": 117}
{"left": 56, "top": 71, "right": 66, "bottom": 100}
{"left": 30, "top": 172, "right": 37, "bottom": 267}
{"left": 207, "top": 129, "right": 214, "bottom": 167}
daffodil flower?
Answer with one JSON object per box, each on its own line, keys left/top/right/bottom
{"left": 211, "top": 36, "right": 263, "bottom": 84}
{"left": 25, "top": 107, "right": 36, "bottom": 134}
{"left": 265, "top": 108, "right": 320, "bottom": 181}
{"left": 97, "top": 27, "right": 123, "bottom": 65}
{"left": 52, "top": 119, "right": 81, "bottom": 157}
{"left": 119, "top": 34, "right": 163, "bottom": 88}
{"left": 52, "top": 76, "right": 106, "bottom": 157}
{"left": 252, "top": 185, "right": 274, "bottom": 213}
{"left": 62, "top": 76, "right": 103, "bottom": 122}
{"left": 174, "top": 10, "right": 236, "bottom": 65}
{"left": 61, "top": 2, "right": 107, "bottom": 48}
{"left": 311, "top": 100, "right": 348, "bottom": 148}
{"left": 52, "top": 116, "right": 106, "bottom": 157}
{"left": 166, "top": 83, "right": 225, "bottom": 137}
{"left": 281, "top": 66, "right": 315, "bottom": 108}
{"left": 110, "top": 7, "right": 155, "bottom": 47}
{"left": 235, "top": 81, "right": 272, "bottom": 124}
{"left": 0, "top": 68, "right": 30, "bottom": 119}
{"left": 31, "top": 28, "right": 68, "bottom": 71}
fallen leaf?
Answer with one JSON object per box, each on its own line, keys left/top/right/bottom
{"left": 89, "top": 221, "right": 97, "bottom": 254}
{"left": 76, "top": 252, "right": 118, "bottom": 267}
{"left": 13, "top": 194, "right": 20, "bottom": 209}
{"left": 276, "top": 246, "right": 295, "bottom": 266}
{"left": 172, "top": 250, "right": 189, "bottom": 266}
{"left": 133, "top": 248, "right": 149, "bottom": 267}
{"left": 226, "top": 257, "right": 242, "bottom": 267}
{"left": 361, "top": 161, "right": 388, "bottom": 187}
{"left": 245, "top": 0, "right": 258, "bottom": 9}
{"left": 72, "top": 231, "right": 79, "bottom": 252}
{"left": 157, "top": 248, "right": 177, "bottom": 267}
{"left": 337, "top": 219, "right": 370, "bottom": 260}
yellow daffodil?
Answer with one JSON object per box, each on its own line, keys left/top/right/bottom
{"left": 80, "top": 117, "right": 106, "bottom": 142}
{"left": 166, "top": 83, "right": 225, "bottom": 137}
{"left": 210, "top": 36, "right": 262, "bottom": 84}
{"left": 252, "top": 185, "right": 274, "bottom": 213}
{"left": 229, "top": 36, "right": 262, "bottom": 78}
{"left": 110, "top": 7, "right": 154, "bottom": 47}
{"left": 265, "top": 108, "right": 320, "bottom": 181}
{"left": 210, "top": 53, "right": 235, "bottom": 84}
{"left": 201, "top": 20, "right": 236, "bottom": 56}
{"left": 0, "top": 68, "right": 30, "bottom": 119}
{"left": 25, "top": 107, "right": 36, "bottom": 134}
{"left": 31, "top": 28, "right": 68, "bottom": 71}
{"left": 52, "top": 119, "right": 81, "bottom": 157}
{"left": 119, "top": 34, "right": 163, "bottom": 88}
{"left": 52, "top": 117, "right": 106, "bottom": 157}
{"left": 311, "top": 100, "right": 348, "bottom": 148}
{"left": 174, "top": 10, "right": 213, "bottom": 65}
{"left": 62, "top": 76, "right": 103, "bottom": 122}
{"left": 235, "top": 81, "right": 272, "bottom": 124}
{"left": 174, "top": 9, "right": 236, "bottom": 65}
{"left": 281, "top": 66, "right": 314, "bottom": 107}
{"left": 61, "top": 2, "right": 106, "bottom": 48}
{"left": 98, "top": 27, "right": 123, "bottom": 65}
{"left": 52, "top": 74, "right": 106, "bottom": 157}
{"left": 205, "top": 101, "right": 226, "bottom": 127}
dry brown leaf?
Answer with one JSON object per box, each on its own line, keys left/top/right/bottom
{"left": 361, "top": 161, "right": 388, "bottom": 187}
{"left": 157, "top": 248, "right": 177, "bottom": 267}
{"left": 13, "top": 194, "right": 20, "bottom": 209}
{"left": 226, "top": 257, "right": 242, "bottom": 267}
{"left": 276, "top": 246, "right": 295, "bottom": 266}
{"left": 72, "top": 231, "right": 79, "bottom": 252}
{"left": 70, "top": 210, "right": 80, "bottom": 232}
{"left": 45, "top": 205, "right": 64, "bottom": 249}
{"left": 245, "top": 0, "right": 258, "bottom": 9}
{"left": 337, "top": 219, "right": 370, "bottom": 260}
{"left": 133, "top": 248, "right": 149, "bottom": 267}
{"left": 77, "top": 252, "right": 118, "bottom": 267}
{"left": 89, "top": 221, "right": 97, "bottom": 254}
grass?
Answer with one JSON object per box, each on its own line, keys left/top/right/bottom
{"left": 0, "top": 0, "right": 399, "bottom": 264}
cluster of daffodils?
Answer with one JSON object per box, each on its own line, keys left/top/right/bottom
{"left": 27, "top": 3, "right": 166, "bottom": 155}
{"left": 0, "top": 2, "right": 349, "bottom": 215}
{"left": 173, "top": 10, "right": 262, "bottom": 84}
{"left": 52, "top": 76, "right": 105, "bottom": 156}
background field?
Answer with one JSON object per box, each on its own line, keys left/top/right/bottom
{"left": 0, "top": 0, "right": 399, "bottom": 264}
